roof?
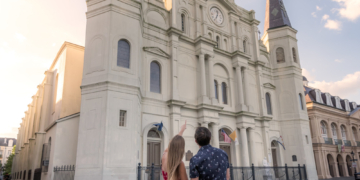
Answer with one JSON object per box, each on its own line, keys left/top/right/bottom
{"left": 0, "top": 137, "right": 17, "bottom": 147}
{"left": 304, "top": 85, "right": 359, "bottom": 114}
{"left": 264, "top": 0, "right": 292, "bottom": 32}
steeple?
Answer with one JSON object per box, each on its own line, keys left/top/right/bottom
{"left": 264, "top": 0, "right": 292, "bottom": 32}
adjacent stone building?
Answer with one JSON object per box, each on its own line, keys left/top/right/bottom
{"left": 304, "top": 77, "right": 360, "bottom": 179}
{"left": 0, "top": 138, "right": 16, "bottom": 166}
{"left": 11, "top": 42, "right": 84, "bottom": 180}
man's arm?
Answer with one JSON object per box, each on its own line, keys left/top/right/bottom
{"left": 226, "top": 168, "right": 230, "bottom": 180}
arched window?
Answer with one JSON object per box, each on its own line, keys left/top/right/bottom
{"left": 299, "top": 93, "right": 304, "bottom": 110}
{"left": 150, "top": 61, "right": 161, "bottom": 93}
{"left": 222, "top": 82, "right": 227, "bottom": 104}
{"left": 266, "top": 93, "right": 272, "bottom": 115}
{"left": 292, "top": 48, "right": 297, "bottom": 62}
{"left": 214, "top": 80, "right": 218, "bottom": 100}
{"left": 352, "top": 127, "right": 357, "bottom": 141}
{"left": 181, "top": 14, "right": 185, "bottom": 32}
{"left": 331, "top": 124, "right": 337, "bottom": 139}
{"left": 224, "top": 39, "right": 227, "bottom": 51}
{"left": 341, "top": 125, "right": 347, "bottom": 140}
{"left": 276, "top": 47, "right": 285, "bottom": 63}
{"left": 208, "top": 32, "right": 212, "bottom": 39}
{"left": 321, "top": 121, "right": 328, "bottom": 138}
{"left": 243, "top": 40, "right": 247, "bottom": 53}
{"left": 117, "top": 40, "right": 130, "bottom": 68}
{"left": 216, "top": 36, "right": 220, "bottom": 48}
{"left": 147, "top": 129, "right": 161, "bottom": 138}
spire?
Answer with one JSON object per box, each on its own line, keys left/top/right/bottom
{"left": 264, "top": 0, "right": 292, "bottom": 32}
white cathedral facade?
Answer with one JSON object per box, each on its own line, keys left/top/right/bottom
{"left": 11, "top": 0, "right": 319, "bottom": 179}
{"left": 76, "top": 0, "right": 317, "bottom": 179}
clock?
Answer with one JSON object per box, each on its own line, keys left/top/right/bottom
{"left": 210, "top": 7, "right": 224, "bottom": 25}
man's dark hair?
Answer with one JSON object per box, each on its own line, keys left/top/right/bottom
{"left": 195, "top": 127, "right": 211, "bottom": 146}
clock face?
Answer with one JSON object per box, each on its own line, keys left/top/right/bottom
{"left": 210, "top": 7, "right": 224, "bottom": 25}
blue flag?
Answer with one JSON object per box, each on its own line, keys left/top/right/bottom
{"left": 154, "top": 122, "right": 163, "bottom": 131}
{"left": 277, "top": 141, "right": 286, "bottom": 150}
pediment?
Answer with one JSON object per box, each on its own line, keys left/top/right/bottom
{"left": 216, "top": 0, "right": 240, "bottom": 15}
{"left": 143, "top": 47, "right": 170, "bottom": 59}
{"left": 263, "top": 83, "right": 276, "bottom": 89}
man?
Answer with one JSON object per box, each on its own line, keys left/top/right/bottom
{"left": 189, "top": 127, "right": 230, "bottom": 180}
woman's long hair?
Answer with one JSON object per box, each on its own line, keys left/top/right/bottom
{"left": 167, "top": 135, "right": 185, "bottom": 180}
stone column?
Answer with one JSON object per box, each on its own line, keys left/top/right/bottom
{"left": 240, "top": 127, "right": 250, "bottom": 166}
{"left": 235, "top": 129, "right": 242, "bottom": 166}
{"left": 201, "top": 122, "right": 209, "bottom": 128}
{"left": 211, "top": 123, "right": 220, "bottom": 148}
{"left": 248, "top": 128, "right": 257, "bottom": 165}
{"left": 198, "top": 54, "right": 207, "bottom": 103}
{"left": 243, "top": 67, "right": 252, "bottom": 111}
{"left": 327, "top": 122, "right": 333, "bottom": 144}
{"left": 235, "top": 66, "right": 245, "bottom": 111}
{"left": 171, "top": 0, "right": 177, "bottom": 27}
{"left": 170, "top": 38, "right": 179, "bottom": 100}
{"left": 194, "top": 2, "right": 201, "bottom": 37}
{"left": 208, "top": 56, "right": 217, "bottom": 104}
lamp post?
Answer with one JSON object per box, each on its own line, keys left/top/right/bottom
{"left": 351, "top": 151, "right": 357, "bottom": 177}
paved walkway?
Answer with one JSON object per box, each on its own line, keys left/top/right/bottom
{"left": 324, "top": 177, "right": 355, "bottom": 180}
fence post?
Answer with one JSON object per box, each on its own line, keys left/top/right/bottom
{"left": 151, "top": 163, "right": 154, "bottom": 180}
{"left": 230, "top": 164, "right": 234, "bottom": 180}
{"left": 298, "top": 164, "right": 302, "bottom": 180}
{"left": 303, "top": 164, "right": 307, "bottom": 180}
{"left": 252, "top": 164, "right": 255, "bottom": 180}
{"left": 242, "top": 167, "right": 244, "bottom": 180}
{"left": 137, "top": 163, "right": 141, "bottom": 180}
{"left": 285, "top": 164, "right": 289, "bottom": 180}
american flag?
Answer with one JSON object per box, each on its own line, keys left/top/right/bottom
{"left": 221, "top": 129, "right": 231, "bottom": 143}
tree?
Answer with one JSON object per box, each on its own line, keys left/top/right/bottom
{"left": 4, "top": 145, "right": 16, "bottom": 175}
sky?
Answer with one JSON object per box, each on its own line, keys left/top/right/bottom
{"left": 0, "top": 0, "right": 359, "bottom": 138}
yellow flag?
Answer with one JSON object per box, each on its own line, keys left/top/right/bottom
{"left": 229, "top": 131, "right": 239, "bottom": 145}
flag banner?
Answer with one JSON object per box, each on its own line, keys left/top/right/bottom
{"left": 229, "top": 130, "right": 239, "bottom": 145}
{"left": 341, "top": 144, "right": 345, "bottom": 152}
{"left": 153, "top": 122, "right": 163, "bottom": 131}
{"left": 277, "top": 141, "right": 286, "bottom": 150}
{"left": 338, "top": 144, "right": 341, "bottom": 153}
{"left": 221, "top": 129, "right": 232, "bottom": 143}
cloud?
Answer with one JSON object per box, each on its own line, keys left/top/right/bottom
{"left": 316, "top": 6, "right": 322, "bottom": 11}
{"left": 335, "top": 59, "right": 343, "bottom": 63}
{"left": 324, "top": 19, "right": 342, "bottom": 30}
{"left": 333, "top": 0, "right": 360, "bottom": 21}
{"left": 308, "top": 71, "right": 360, "bottom": 102}
{"left": 312, "top": 12, "right": 317, "bottom": 18}
{"left": 302, "top": 69, "right": 316, "bottom": 82}
{"left": 322, "top": 14, "right": 330, "bottom": 20}
{"left": 15, "top": 33, "right": 26, "bottom": 43}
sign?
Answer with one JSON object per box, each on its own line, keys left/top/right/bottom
{"left": 186, "top": 150, "right": 193, "bottom": 161}
{"left": 353, "top": 162, "right": 357, "bottom": 168}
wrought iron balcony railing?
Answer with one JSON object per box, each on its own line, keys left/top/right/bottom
{"left": 334, "top": 139, "right": 343, "bottom": 145}
{"left": 324, "top": 138, "right": 333, "bottom": 145}
{"left": 343, "top": 140, "right": 351, "bottom": 147}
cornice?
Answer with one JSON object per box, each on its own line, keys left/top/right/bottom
{"left": 143, "top": 47, "right": 170, "bottom": 59}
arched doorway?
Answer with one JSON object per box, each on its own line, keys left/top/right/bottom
{"left": 327, "top": 154, "right": 335, "bottom": 177}
{"left": 219, "top": 128, "right": 232, "bottom": 164}
{"left": 271, "top": 140, "right": 281, "bottom": 178}
{"left": 147, "top": 129, "right": 162, "bottom": 179}
{"left": 337, "top": 155, "right": 345, "bottom": 177}
{"left": 346, "top": 155, "right": 353, "bottom": 176}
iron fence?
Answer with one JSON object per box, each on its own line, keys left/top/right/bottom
{"left": 137, "top": 163, "right": 307, "bottom": 180}
{"left": 343, "top": 140, "right": 352, "bottom": 147}
{"left": 53, "top": 165, "right": 75, "bottom": 180}
{"left": 334, "top": 139, "right": 343, "bottom": 145}
{"left": 323, "top": 137, "right": 333, "bottom": 145}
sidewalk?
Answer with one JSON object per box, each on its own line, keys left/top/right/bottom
{"left": 325, "top": 177, "right": 354, "bottom": 180}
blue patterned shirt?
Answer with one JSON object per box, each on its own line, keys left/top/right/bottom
{"left": 189, "top": 145, "right": 229, "bottom": 180}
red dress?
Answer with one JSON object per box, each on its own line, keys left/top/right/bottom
{"left": 162, "top": 171, "right": 168, "bottom": 180}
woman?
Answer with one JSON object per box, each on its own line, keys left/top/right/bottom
{"left": 162, "top": 121, "right": 188, "bottom": 180}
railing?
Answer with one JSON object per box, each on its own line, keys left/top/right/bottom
{"left": 334, "top": 139, "right": 343, "bottom": 145}
{"left": 357, "top": 141, "right": 360, "bottom": 147}
{"left": 53, "top": 165, "right": 75, "bottom": 180}
{"left": 343, "top": 140, "right": 352, "bottom": 147}
{"left": 137, "top": 163, "right": 308, "bottom": 180}
{"left": 324, "top": 138, "right": 333, "bottom": 145}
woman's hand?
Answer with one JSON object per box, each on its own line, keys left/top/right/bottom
{"left": 178, "top": 120, "right": 187, "bottom": 136}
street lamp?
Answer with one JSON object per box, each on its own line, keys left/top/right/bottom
{"left": 351, "top": 151, "right": 357, "bottom": 177}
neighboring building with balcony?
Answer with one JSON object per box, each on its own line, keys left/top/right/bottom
{"left": 0, "top": 138, "right": 17, "bottom": 166}
{"left": 304, "top": 77, "right": 360, "bottom": 179}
